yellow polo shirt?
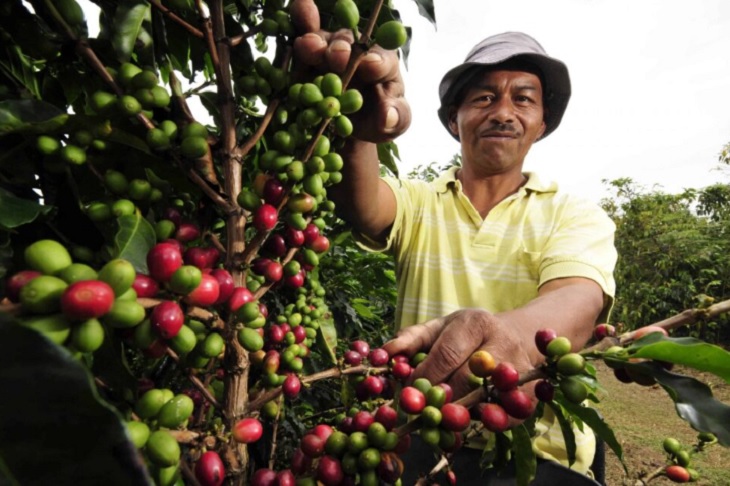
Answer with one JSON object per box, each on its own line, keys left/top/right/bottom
{"left": 356, "top": 167, "right": 617, "bottom": 474}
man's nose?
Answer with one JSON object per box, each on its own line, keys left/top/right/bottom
{"left": 488, "top": 97, "right": 516, "bottom": 124}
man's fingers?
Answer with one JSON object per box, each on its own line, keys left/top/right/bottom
{"left": 382, "top": 318, "right": 446, "bottom": 358}
{"left": 356, "top": 49, "right": 401, "bottom": 85}
{"left": 378, "top": 94, "right": 411, "bottom": 139}
{"left": 293, "top": 33, "right": 328, "bottom": 66}
{"left": 325, "top": 38, "right": 354, "bottom": 73}
{"left": 289, "top": 0, "right": 320, "bottom": 35}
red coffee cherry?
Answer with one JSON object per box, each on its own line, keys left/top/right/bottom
{"left": 665, "top": 465, "right": 691, "bottom": 483}
{"left": 147, "top": 242, "right": 182, "bottom": 282}
{"left": 195, "top": 451, "right": 225, "bottom": 486}
{"left": 368, "top": 348, "right": 389, "bottom": 366}
{"left": 399, "top": 386, "right": 426, "bottom": 414}
{"left": 185, "top": 273, "right": 220, "bottom": 306}
{"left": 132, "top": 274, "right": 159, "bottom": 298}
{"left": 491, "top": 362, "right": 520, "bottom": 391}
{"left": 5, "top": 270, "right": 42, "bottom": 302}
{"left": 282, "top": 374, "right": 301, "bottom": 399}
{"left": 480, "top": 403, "right": 510, "bottom": 432}
{"left": 499, "top": 389, "right": 535, "bottom": 420}
{"left": 253, "top": 204, "right": 278, "bottom": 232}
{"left": 440, "top": 403, "right": 470, "bottom": 432}
{"left": 233, "top": 417, "right": 263, "bottom": 444}
{"left": 150, "top": 300, "right": 184, "bottom": 339}
{"left": 534, "top": 328, "right": 558, "bottom": 356}
{"left": 60, "top": 280, "right": 115, "bottom": 320}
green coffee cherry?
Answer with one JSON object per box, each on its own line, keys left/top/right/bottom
{"left": 339, "top": 89, "right": 363, "bottom": 114}
{"left": 334, "top": 0, "right": 359, "bottom": 32}
{"left": 60, "top": 145, "right": 87, "bottom": 165}
{"left": 374, "top": 21, "right": 408, "bottom": 50}
{"left": 180, "top": 136, "right": 208, "bottom": 158}
{"left": 19, "top": 314, "right": 71, "bottom": 344}
{"left": 147, "top": 128, "right": 171, "bottom": 151}
{"left": 321, "top": 73, "right": 343, "bottom": 97}
{"left": 71, "top": 318, "right": 105, "bottom": 353}
{"left": 25, "top": 240, "right": 72, "bottom": 275}
{"left": 36, "top": 135, "right": 60, "bottom": 155}
{"left": 146, "top": 431, "right": 181, "bottom": 467}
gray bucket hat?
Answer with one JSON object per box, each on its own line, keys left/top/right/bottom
{"left": 437, "top": 32, "right": 571, "bottom": 141}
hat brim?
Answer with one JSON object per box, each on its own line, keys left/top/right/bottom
{"left": 437, "top": 53, "right": 571, "bottom": 141}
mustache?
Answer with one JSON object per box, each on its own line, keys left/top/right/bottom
{"left": 480, "top": 123, "right": 518, "bottom": 136}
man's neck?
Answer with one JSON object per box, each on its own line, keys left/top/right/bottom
{"left": 456, "top": 166, "right": 527, "bottom": 218}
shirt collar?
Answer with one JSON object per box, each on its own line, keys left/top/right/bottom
{"left": 433, "top": 167, "right": 558, "bottom": 195}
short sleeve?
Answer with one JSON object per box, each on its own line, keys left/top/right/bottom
{"left": 538, "top": 198, "right": 617, "bottom": 322}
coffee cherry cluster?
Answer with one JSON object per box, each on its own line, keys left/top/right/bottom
{"left": 7, "top": 239, "right": 142, "bottom": 354}
{"left": 249, "top": 405, "right": 408, "bottom": 486}
{"left": 465, "top": 349, "right": 535, "bottom": 432}
{"left": 398, "top": 378, "right": 470, "bottom": 453}
{"left": 534, "top": 329, "right": 593, "bottom": 405}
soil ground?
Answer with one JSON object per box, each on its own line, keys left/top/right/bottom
{"left": 592, "top": 361, "right": 730, "bottom": 485}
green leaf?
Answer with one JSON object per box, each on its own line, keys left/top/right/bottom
{"left": 113, "top": 214, "right": 156, "bottom": 273}
{"left": 112, "top": 1, "right": 151, "bottom": 62}
{"left": 627, "top": 361, "right": 730, "bottom": 446}
{"left": 0, "top": 315, "right": 153, "bottom": 485}
{"left": 512, "top": 424, "right": 537, "bottom": 486}
{"left": 377, "top": 141, "right": 400, "bottom": 178}
{"left": 106, "top": 128, "right": 152, "bottom": 154}
{"left": 315, "top": 312, "right": 338, "bottom": 365}
{"left": 411, "top": 0, "right": 436, "bottom": 25}
{"left": 547, "top": 401, "right": 577, "bottom": 466}
{"left": 0, "top": 187, "right": 53, "bottom": 230}
{"left": 0, "top": 99, "right": 67, "bottom": 135}
{"left": 560, "top": 399, "right": 626, "bottom": 473}
{"left": 198, "top": 91, "right": 221, "bottom": 126}
{"left": 0, "top": 45, "right": 41, "bottom": 99}
{"left": 629, "top": 334, "right": 730, "bottom": 383}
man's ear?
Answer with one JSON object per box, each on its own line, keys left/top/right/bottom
{"left": 447, "top": 107, "right": 460, "bottom": 139}
{"left": 536, "top": 120, "right": 546, "bottom": 141}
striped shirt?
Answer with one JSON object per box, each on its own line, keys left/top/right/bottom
{"left": 356, "top": 167, "right": 617, "bottom": 474}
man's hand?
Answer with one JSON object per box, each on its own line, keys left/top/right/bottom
{"left": 383, "top": 309, "right": 535, "bottom": 401}
{"left": 289, "top": 0, "right": 411, "bottom": 143}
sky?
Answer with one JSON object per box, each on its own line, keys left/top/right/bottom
{"left": 73, "top": 0, "right": 730, "bottom": 203}
{"left": 392, "top": 0, "right": 730, "bottom": 201}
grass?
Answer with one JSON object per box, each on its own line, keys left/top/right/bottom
{"left": 591, "top": 361, "right": 730, "bottom": 485}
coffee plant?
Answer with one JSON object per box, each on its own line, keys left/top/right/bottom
{"left": 1, "top": 1, "right": 729, "bottom": 485}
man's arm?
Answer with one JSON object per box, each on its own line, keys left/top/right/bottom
{"left": 383, "top": 277, "right": 605, "bottom": 399}
{"left": 328, "top": 140, "right": 397, "bottom": 244}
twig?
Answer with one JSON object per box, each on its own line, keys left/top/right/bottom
{"left": 147, "top": 0, "right": 204, "bottom": 39}
{"left": 196, "top": 0, "right": 221, "bottom": 68}
{"left": 237, "top": 47, "right": 291, "bottom": 160}
{"left": 230, "top": 24, "right": 263, "bottom": 47}
{"left": 267, "top": 395, "right": 285, "bottom": 470}
{"left": 415, "top": 455, "right": 450, "bottom": 485}
{"left": 619, "top": 298, "right": 730, "bottom": 345}
{"left": 180, "top": 459, "right": 203, "bottom": 486}
{"left": 166, "top": 348, "right": 222, "bottom": 409}
{"left": 168, "top": 429, "right": 202, "bottom": 444}
{"left": 247, "top": 364, "right": 387, "bottom": 413}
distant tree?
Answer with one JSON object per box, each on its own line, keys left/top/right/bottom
{"left": 601, "top": 178, "right": 730, "bottom": 343}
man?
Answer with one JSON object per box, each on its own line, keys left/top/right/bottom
{"left": 292, "top": 6, "right": 616, "bottom": 484}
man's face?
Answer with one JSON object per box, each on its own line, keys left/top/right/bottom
{"left": 448, "top": 68, "right": 546, "bottom": 176}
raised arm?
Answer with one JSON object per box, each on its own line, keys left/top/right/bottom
{"left": 289, "top": 0, "right": 410, "bottom": 243}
